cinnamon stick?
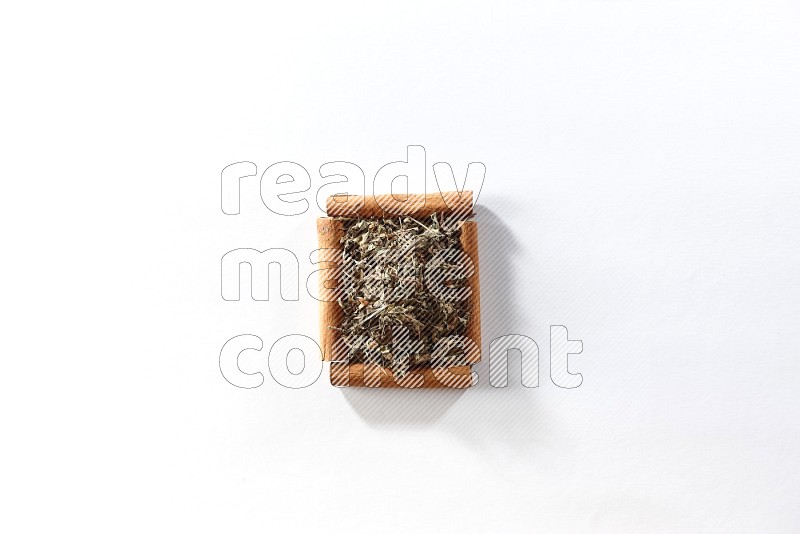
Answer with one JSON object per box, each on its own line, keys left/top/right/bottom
{"left": 459, "top": 220, "right": 482, "bottom": 361}
{"left": 326, "top": 191, "right": 473, "bottom": 219}
{"left": 316, "top": 217, "right": 344, "bottom": 361}
{"left": 330, "top": 362, "right": 473, "bottom": 389}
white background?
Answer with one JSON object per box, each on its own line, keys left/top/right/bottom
{"left": 3, "top": 1, "right": 800, "bottom": 532}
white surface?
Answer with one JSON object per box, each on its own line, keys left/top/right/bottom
{"left": 3, "top": 1, "right": 800, "bottom": 532}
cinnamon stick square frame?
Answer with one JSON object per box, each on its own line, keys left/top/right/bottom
{"left": 316, "top": 191, "right": 481, "bottom": 388}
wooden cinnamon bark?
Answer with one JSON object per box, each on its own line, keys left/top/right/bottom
{"left": 327, "top": 191, "right": 473, "bottom": 219}
{"left": 317, "top": 190, "right": 481, "bottom": 388}
{"left": 330, "top": 362, "right": 473, "bottom": 389}
{"left": 459, "top": 220, "right": 482, "bottom": 361}
{"left": 317, "top": 217, "right": 344, "bottom": 362}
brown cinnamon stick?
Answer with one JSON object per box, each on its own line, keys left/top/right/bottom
{"left": 326, "top": 191, "right": 473, "bottom": 219}
{"left": 459, "top": 220, "right": 482, "bottom": 361}
{"left": 316, "top": 217, "right": 344, "bottom": 362}
{"left": 330, "top": 362, "right": 473, "bottom": 388}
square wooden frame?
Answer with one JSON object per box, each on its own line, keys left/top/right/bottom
{"left": 317, "top": 191, "right": 481, "bottom": 388}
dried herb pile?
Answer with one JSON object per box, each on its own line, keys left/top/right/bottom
{"left": 333, "top": 213, "right": 472, "bottom": 376}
